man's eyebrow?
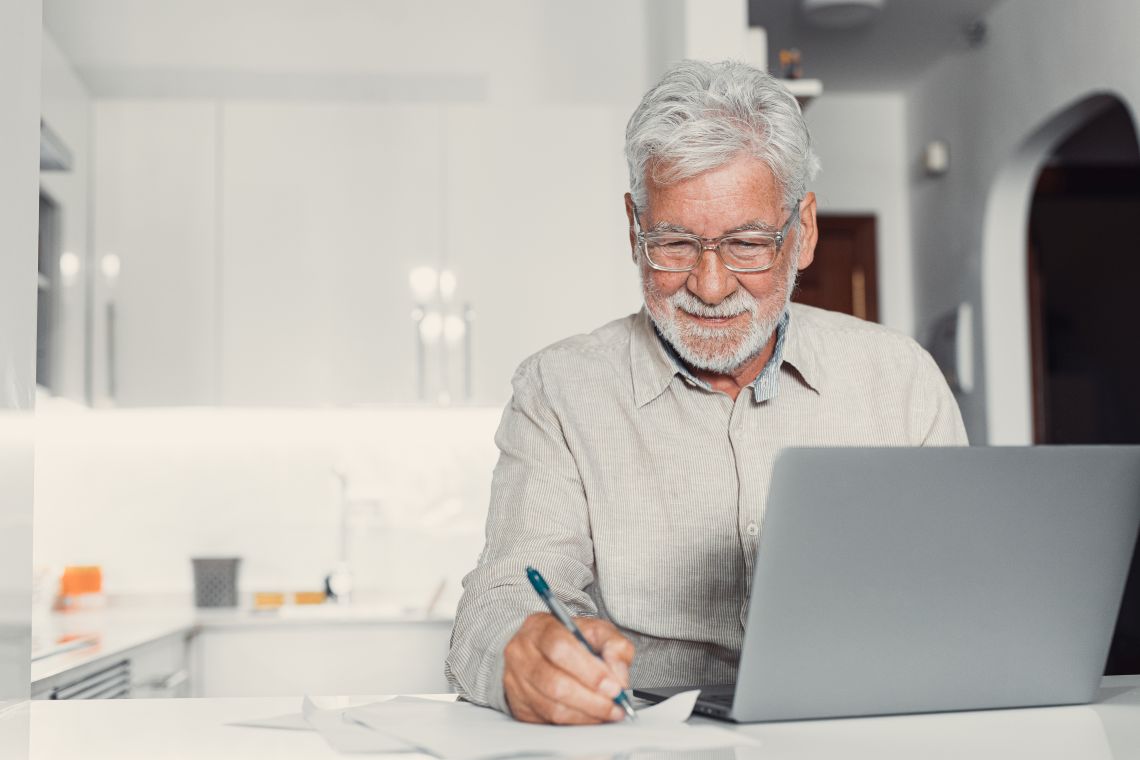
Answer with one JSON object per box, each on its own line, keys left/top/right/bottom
{"left": 647, "top": 218, "right": 778, "bottom": 235}
{"left": 646, "top": 220, "right": 691, "bottom": 234}
{"left": 725, "top": 218, "right": 779, "bottom": 234}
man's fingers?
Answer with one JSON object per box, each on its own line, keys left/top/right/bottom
{"left": 538, "top": 625, "right": 625, "bottom": 700}
{"left": 604, "top": 652, "right": 630, "bottom": 689}
{"left": 502, "top": 613, "right": 634, "bottom": 725}
{"left": 600, "top": 636, "right": 634, "bottom": 682}
{"left": 513, "top": 661, "right": 620, "bottom": 725}
{"left": 578, "top": 619, "right": 636, "bottom": 687}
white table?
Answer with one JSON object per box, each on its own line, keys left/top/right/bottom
{"left": 19, "top": 675, "right": 1140, "bottom": 759}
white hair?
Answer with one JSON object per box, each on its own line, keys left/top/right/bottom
{"left": 625, "top": 59, "right": 820, "bottom": 213}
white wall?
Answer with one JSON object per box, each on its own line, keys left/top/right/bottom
{"left": 33, "top": 404, "right": 502, "bottom": 614}
{"left": 40, "top": 31, "right": 92, "bottom": 404}
{"left": 906, "top": 0, "right": 1140, "bottom": 444}
{"left": 805, "top": 93, "right": 914, "bottom": 337}
{"left": 0, "top": 0, "right": 42, "bottom": 723}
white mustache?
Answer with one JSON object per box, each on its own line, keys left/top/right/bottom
{"left": 668, "top": 289, "right": 757, "bottom": 320}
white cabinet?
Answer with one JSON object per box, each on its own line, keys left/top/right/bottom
{"left": 32, "top": 629, "right": 191, "bottom": 700}
{"left": 92, "top": 101, "right": 219, "bottom": 406}
{"left": 442, "top": 106, "right": 641, "bottom": 403}
{"left": 89, "top": 100, "right": 641, "bottom": 406}
{"left": 190, "top": 621, "right": 452, "bottom": 697}
{"left": 219, "top": 103, "right": 443, "bottom": 405}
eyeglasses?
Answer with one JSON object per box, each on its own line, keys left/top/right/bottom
{"left": 632, "top": 201, "right": 801, "bottom": 273}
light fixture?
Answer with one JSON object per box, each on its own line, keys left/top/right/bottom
{"left": 100, "top": 253, "right": 121, "bottom": 283}
{"left": 419, "top": 310, "right": 443, "bottom": 344}
{"left": 443, "top": 314, "right": 466, "bottom": 345}
{"left": 408, "top": 266, "right": 439, "bottom": 303}
{"left": 801, "top": 0, "right": 885, "bottom": 29}
{"left": 59, "top": 251, "right": 80, "bottom": 285}
{"left": 924, "top": 140, "right": 950, "bottom": 176}
{"left": 438, "top": 269, "right": 457, "bottom": 303}
{"left": 410, "top": 266, "right": 472, "bottom": 401}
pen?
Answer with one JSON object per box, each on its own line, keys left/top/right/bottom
{"left": 525, "top": 565, "right": 638, "bottom": 721}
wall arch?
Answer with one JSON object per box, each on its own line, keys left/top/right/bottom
{"left": 981, "top": 92, "right": 1127, "bottom": 444}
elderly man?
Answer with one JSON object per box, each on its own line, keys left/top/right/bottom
{"left": 445, "top": 60, "right": 966, "bottom": 725}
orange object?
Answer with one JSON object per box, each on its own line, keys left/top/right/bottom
{"left": 60, "top": 566, "right": 102, "bottom": 596}
{"left": 293, "top": 591, "right": 326, "bottom": 605}
{"left": 252, "top": 592, "right": 285, "bottom": 610}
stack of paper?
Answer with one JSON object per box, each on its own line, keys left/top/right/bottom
{"left": 232, "top": 691, "right": 759, "bottom": 757}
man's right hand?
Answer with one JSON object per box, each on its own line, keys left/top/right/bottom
{"left": 502, "top": 612, "right": 636, "bottom": 725}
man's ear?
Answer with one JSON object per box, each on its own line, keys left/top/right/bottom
{"left": 624, "top": 193, "right": 638, "bottom": 264}
{"left": 795, "top": 192, "right": 818, "bottom": 271}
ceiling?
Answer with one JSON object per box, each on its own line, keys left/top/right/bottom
{"left": 41, "top": 0, "right": 650, "bottom": 103}
{"left": 748, "top": 0, "right": 1007, "bottom": 91}
{"left": 44, "top": 0, "right": 1009, "bottom": 100}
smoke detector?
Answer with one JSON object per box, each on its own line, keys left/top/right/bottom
{"left": 801, "top": 0, "right": 886, "bottom": 29}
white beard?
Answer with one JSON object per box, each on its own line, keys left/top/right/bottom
{"left": 644, "top": 258, "right": 798, "bottom": 375}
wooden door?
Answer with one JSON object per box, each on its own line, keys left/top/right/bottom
{"left": 793, "top": 215, "right": 878, "bottom": 322}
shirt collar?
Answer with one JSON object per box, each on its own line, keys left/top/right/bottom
{"left": 780, "top": 304, "right": 823, "bottom": 394}
{"left": 629, "top": 305, "right": 822, "bottom": 408}
{"left": 630, "top": 309, "right": 680, "bottom": 407}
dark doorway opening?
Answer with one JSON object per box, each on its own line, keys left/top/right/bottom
{"left": 794, "top": 214, "right": 878, "bottom": 322}
{"left": 1027, "top": 100, "right": 1140, "bottom": 674}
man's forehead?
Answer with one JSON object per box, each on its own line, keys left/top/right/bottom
{"left": 640, "top": 158, "right": 783, "bottom": 227}
{"left": 645, "top": 154, "right": 779, "bottom": 195}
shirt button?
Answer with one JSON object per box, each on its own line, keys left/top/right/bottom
{"left": 746, "top": 522, "right": 759, "bottom": 536}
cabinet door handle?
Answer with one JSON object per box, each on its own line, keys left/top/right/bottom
{"left": 160, "top": 669, "right": 189, "bottom": 690}
{"left": 105, "top": 301, "right": 117, "bottom": 401}
{"left": 462, "top": 303, "right": 474, "bottom": 402}
{"left": 135, "top": 669, "right": 188, "bottom": 692}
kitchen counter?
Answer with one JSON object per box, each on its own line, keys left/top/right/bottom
{"left": 23, "top": 676, "right": 1140, "bottom": 759}
{"left": 31, "top": 603, "right": 452, "bottom": 688}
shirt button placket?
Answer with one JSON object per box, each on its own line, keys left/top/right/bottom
{"left": 729, "top": 396, "right": 755, "bottom": 628}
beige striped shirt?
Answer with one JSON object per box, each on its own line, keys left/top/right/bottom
{"left": 445, "top": 303, "right": 968, "bottom": 711}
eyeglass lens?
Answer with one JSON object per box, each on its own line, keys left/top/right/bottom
{"left": 645, "top": 235, "right": 778, "bottom": 271}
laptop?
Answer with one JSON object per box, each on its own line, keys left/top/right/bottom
{"left": 634, "top": 446, "right": 1140, "bottom": 722}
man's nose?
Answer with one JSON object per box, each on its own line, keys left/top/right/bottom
{"left": 686, "top": 248, "right": 738, "bottom": 304}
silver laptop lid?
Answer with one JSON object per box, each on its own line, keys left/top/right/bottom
{"left": 733, "top": 446, "right": 1140, "bottom": 722}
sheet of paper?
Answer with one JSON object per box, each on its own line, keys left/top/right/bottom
{"left": 635, "top": 689, "right": 700, "bottom": 724}
{"left": 345, "top": 691, "right": 757, "bottom": 760}
{"left": 227, "top": 712, "right": 312, "bottom": 731}
{"left": 302, "top": 695, "right": 416, "bottom": 754}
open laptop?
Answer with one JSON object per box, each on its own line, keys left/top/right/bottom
{"left": 634, "top": 447, "right": 1140, "bottom": 722}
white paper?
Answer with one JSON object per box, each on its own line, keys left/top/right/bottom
{"left": 227, "top": 712, "right": 312, "bottom": 731}
{"left": 301, "top": 695, "right": 416, "bottom": 754}
{"left": 634, "top": 689, "right": 700, "bottom": 724}
{"left": 344, "top": 691, "right": 757, "bottom": 760}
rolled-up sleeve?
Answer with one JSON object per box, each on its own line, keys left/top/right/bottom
{"left": 444, "top": 354, "right": 598, "bottom": 712}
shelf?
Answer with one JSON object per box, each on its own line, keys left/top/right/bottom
{"left": 779, "top": 78, "right": 823, "bottom": 109}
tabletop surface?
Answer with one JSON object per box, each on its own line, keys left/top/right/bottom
{"left": 17, "top": 675, "right": 1140, "bottom": 759}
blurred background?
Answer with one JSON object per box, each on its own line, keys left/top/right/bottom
{"left": 13, "top": 0, "right": 1140, "bottom": 703}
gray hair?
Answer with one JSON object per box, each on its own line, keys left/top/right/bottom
{"left": 625, "top": 59, "right": 820, "bottom": 213}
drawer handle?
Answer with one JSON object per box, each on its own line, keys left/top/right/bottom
{"left": 135, "top": 669, "right": 189, "bottom": 691}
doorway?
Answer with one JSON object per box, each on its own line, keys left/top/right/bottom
{"left": 1026, "top": 99, "right": 1140, "bottom": 674}
{"left": 794, "top": 214, "right": 878, "bottom": 321}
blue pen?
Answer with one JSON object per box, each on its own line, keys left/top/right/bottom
{"left": 525, "top": 565, "right": 638, "bottom": 721}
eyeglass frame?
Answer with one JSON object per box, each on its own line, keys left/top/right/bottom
{"left": 631, "top": 199, "right": 803, "bottom": 273}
